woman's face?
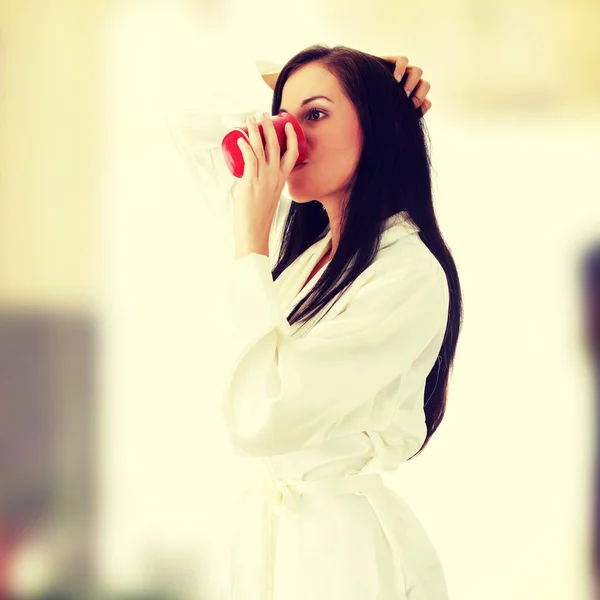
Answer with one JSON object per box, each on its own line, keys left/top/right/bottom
{"left": 279, "top": 63, "right": 363, "bottom": 209}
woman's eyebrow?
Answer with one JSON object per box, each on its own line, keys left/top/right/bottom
{"left": 280, "top": 95, "right": 334, "bottom": 113}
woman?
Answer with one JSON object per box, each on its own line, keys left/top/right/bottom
{"left": 171, "top": 44, "right": 462, "bottom": 600}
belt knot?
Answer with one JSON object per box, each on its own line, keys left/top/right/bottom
{"left": 264, "top": 476, "right": 302, "bottom": 516}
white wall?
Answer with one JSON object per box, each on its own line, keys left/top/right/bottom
{"left": 2, "top": 0, "right": 598, "bottom": 598}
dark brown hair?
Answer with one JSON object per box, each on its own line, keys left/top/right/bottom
{"left": 270, "top": 44, "right": 463, "bottom": 458}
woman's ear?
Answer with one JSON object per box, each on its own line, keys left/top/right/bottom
{"left": 255, "top": 59, "right": 283, "bottom": 91}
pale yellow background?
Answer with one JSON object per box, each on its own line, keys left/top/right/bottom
{"left": 1, "top": 0, "right": 599, "bottom": 598}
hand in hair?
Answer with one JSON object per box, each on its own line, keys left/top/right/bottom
{"left": 380, "top": 55, "right": 432, "bottom": 117}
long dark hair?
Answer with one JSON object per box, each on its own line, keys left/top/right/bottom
{"left": 269, "top": 45, "right": 463, "bottom": 459}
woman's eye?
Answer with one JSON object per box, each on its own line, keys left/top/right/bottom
{"left": 306, "top": 108, "right": 326, "bottom": 121}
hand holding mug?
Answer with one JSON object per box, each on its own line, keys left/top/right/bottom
{"left": 231, "top": 112, "right": 300, "bottom": 259}
{"left": 221, "top": 111, "right": 307, "bottom": 179}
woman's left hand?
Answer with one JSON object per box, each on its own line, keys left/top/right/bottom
{"left": 380, "top": 55, "right": 432, "bottom": 117}
{"left": 233, "top": 112, "right": 299, "bottom": 259}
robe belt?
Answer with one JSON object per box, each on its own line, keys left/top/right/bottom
{"left": 229, "top": 464, "right": 385, "bottom": 600}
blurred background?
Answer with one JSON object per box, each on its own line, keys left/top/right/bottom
{"left": 0, "top": 0, "right": 599, "bottom": 598}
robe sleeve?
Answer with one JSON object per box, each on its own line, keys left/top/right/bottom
{"left": 165, "top": 56, "right": 291, "bottom": 260}
{"left": 222, "top": 253, "right": 449, "bottom": 457}
{"left": 165, "top": 104, "right": 262, "bottom": 223}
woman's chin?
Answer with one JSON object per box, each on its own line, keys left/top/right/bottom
{"left": 285, "top": 190, "right": 315, "bottom": 203}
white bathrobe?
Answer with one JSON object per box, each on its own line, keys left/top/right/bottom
{"left": 167, "top": 97, "right": 450, "bottom": 600}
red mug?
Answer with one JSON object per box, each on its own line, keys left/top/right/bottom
{"left": 221, "top": 112, "right": 308, "bottom": 178}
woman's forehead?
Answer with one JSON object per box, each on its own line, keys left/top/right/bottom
{"left": 282, "top": 63, "right": 341, "bottom": 104}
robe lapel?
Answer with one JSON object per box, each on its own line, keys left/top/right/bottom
{"left": 273, "top": 211, "right": 420, "bottom": 321}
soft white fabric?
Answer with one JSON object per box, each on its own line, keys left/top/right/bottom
{"left": 166, "top": 87, "right": 450, "bottom": 599}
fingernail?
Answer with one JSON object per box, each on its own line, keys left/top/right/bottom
{"left": 405, "top": 87, "right": 411, "bottom": 97}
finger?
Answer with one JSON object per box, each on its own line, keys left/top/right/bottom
{"left": 246, "top": 114, "right": 266, "bottom": 165}
{"left": 260, "top": 112, "right": 280, "bottom": 166}
{"left": 380, "top": 55, "right": 408, "bottom": 82}
{"left": 237, "top": 137, "right": 257, "bottom": 180}
{"left": 418, "top": 99, "right": 432, "bottom": 118}
{"left": 403, "top": 65, "right": 423, "bottom": 96}
{"left": 281, "top": 122, "right": 299, "bottom": 176}
{"left": 409, "top": 79, "right": 431, "bottom": 108}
